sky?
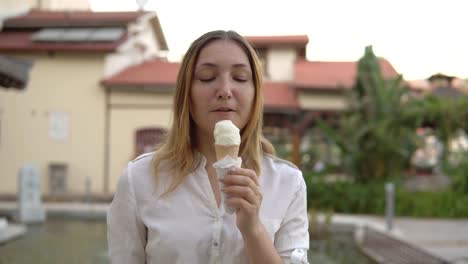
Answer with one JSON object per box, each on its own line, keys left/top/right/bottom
{"left": 89, "top": 0, "right": 468, "bottom": 80}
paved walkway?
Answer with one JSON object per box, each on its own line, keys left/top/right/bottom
{"left": 394, "top": 217, "right": 468, "bottom": 264}
{"left": 0, "top": 202, "right": 467, "bottom": 263}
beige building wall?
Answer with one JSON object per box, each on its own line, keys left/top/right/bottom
{"left": 0, "top": 52, "right": 106, "bottom": 194}
{"left": 298, "top": 91, "right": 347, "bottom": 111}
{"left": 266, "top": 48, "right": 296, "bottom": 81}
{"left": 108, "top": 92, "right": 173, "bottom": 192}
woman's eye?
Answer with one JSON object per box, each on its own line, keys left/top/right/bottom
{"left": 234, "top": 77, "right": 248, "bottom": 82}
{"left": 199, "top": 77, "right": 215, "bottom": 82}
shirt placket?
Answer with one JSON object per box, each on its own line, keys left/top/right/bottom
{"left": 210, "top": 213, "right": 223, "bottom": 264}
{"left": 196, "top": 156, "right": 225, "bottom": 264}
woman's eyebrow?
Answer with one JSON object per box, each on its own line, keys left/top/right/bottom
{"left": 197, "top": 62, "right": 249, "bottom": 68}
{"left": 197, "top": 62, "right": 217, "bottom": 68}
{"left": 232, "top": 63, "right": 249, "bottom": 68}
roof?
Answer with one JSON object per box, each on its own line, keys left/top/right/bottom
{"left": 427, "top": 73, "right": 455, "bottom": 82}
{"left": 101, "top": 59, "right": 180, "bottom": 87}
{"left": 0, "top": 10, "right": 167, "bottom": 52}
{"left": 245, "top": 35, "right": 309, "bottom": 48}
{"left": 2, "top": 10, "right": 145, "bottom": 28}
{"left": 0, "top": 31, "right": 127, "bottom": 52}
{"left": 407, "top": 79, "right": 431, "bottom": 91}
{"left": 408, "top": 77, "right": 466, "bottom": 92}
{"left": 263, "top": 82, "right": 299, "bottom": 111}
{"left": 294, "top": 58, "right": 399, "bottom": 90}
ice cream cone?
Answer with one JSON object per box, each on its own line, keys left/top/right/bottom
{"left": 215, "top": 144, "right": 239, "bottom": 160}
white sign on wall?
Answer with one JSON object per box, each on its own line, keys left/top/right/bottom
{"left": 49, "top": 111, "right": 69, "bottom": 141}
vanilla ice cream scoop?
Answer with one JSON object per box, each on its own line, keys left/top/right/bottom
{"left": 214, "top": 120, "right": 241, "bottom": 146}
{"left": 213, "top": 120, "right": 243, "bottom": 214}
{"left": 214, "top": 120, "right": 240, "bottom": 160}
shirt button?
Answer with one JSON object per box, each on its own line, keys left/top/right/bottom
{"left": 213, "top": 241, "right": 219, "bottom": 247}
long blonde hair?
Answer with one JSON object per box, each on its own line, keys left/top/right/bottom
{"left": 152, "top": 30, "right": 274, "bottom": 195}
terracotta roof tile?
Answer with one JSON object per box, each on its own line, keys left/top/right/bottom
{"left": 294, "top": 59, "right": 399, "bottom": 90}
{"left": 245, "top": 35, "right": 309, "bottom": 48}
{"left": 101, "top": 59, "right": 180, "bottom": 87}
{"left": 263, "top": 82, "right": 298, "bottom": 110}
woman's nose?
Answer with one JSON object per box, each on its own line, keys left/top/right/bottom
{"left": 216, "top": 77, "right": 233, "bottom": 100}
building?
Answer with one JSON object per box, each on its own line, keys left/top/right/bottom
{"left": 0, "top": 10, "right": 167, "bottom": 196}
{"left": 408, "top": 73, "right": 468, "bottom": 99}
{"left": 1, "top": 9, "right": 400, "bottom": 196}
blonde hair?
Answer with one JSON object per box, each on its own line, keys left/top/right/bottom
{"left": 152, "top": 30, "right": 275, "bottom": 195}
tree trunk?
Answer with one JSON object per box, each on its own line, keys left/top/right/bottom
{"left": 291, "top": 129, "right": 302, "bottom": 166}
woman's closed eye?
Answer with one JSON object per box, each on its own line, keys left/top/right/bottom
{"left": 198, "top": 76, "right": 248, "bottom": 83}
{"left": 233, "top": 76, "right": 248, "bottom": 83}
{"left": 232, "top": 68, "right": 251, "bottom": 83}
{"left": 199, "top": 77, "right": 215, "bottom": 82}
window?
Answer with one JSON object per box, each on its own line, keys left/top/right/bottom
{"left": 134, "top": 127, "right": 167, "bottom": 158}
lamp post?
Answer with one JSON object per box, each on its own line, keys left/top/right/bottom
{"left": 385, "top": 182, "right": 395, "bottom": 231}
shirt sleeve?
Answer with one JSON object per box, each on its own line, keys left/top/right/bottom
{"left": 275, "top": 171, "right": 310, "bottom": 264}
{"left": 107, "top": 164, "right": 147, "bottom": 264}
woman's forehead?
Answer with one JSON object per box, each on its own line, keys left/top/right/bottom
{"left": 195, "top": 40, "right": 250, "bottom": 67}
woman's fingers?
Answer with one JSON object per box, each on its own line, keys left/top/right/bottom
{"left": 222, "top": 174, "right": 255, "bottom": 188}
{"left": 221, "top": 168, "right": 262, "bottom": 213}
{"left": 229, "top": 168, "right": 259, "bottom": 186}
{"left": 223, "top": 168, "right": 258, "bottom": 189}
{"left": 223, "top": 185, "right": 262, "bottom": 205}
{"left": 225, "top": 197, "right": 256, "bottom": 213}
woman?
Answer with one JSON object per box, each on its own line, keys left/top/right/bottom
{"left": 107, "top": 30, "right": 309, "bottom": 264}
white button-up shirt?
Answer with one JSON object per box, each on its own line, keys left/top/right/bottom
{"left": 107, "top": 152, "right": 309, "bottom": 264}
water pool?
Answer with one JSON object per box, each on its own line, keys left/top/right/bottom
{"left": 0, "top": 220, "right": 373, "bottom": 263}
{"left": 0, "top": 219, "right": 108, "bottom": 264}
{"left": 308, "top": 225, "right": 374, "bottom": 263}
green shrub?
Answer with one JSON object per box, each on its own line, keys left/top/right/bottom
{"left": 444, "top": 151, "right": 468, "bottom": 195}
{"left": 305, "top": 172, "right": 468, "bottom": 218}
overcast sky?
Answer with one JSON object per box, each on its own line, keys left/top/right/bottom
{"left": 89, "top": 0, "right": 468, "bottom": 80}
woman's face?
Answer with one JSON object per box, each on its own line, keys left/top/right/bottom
{"left": 190, "top": 39, "right": 255, "bottom": 139}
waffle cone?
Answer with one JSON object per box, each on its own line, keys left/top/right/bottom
{"left": 215, "top": 144, "right": 239, "bottom": 160}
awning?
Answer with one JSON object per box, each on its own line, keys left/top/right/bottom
{"left": 0, "top": 54, "right": 33, "bottom": 89}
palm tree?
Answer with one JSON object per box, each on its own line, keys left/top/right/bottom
{"left": 319, "top": 46, "right": 420, "bottom": 182}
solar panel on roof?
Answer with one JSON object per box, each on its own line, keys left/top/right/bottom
{"left": 89, "top": 28, "right": 124, "bottom": 42}
{"left": 61, "top": 28, "right": 93, "bottom": 42}
{"left": 32, "top": 28, "right": 66, "bottom": 42}
{"left": 31, "top": 27, "right": 125, "bottom": 42}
